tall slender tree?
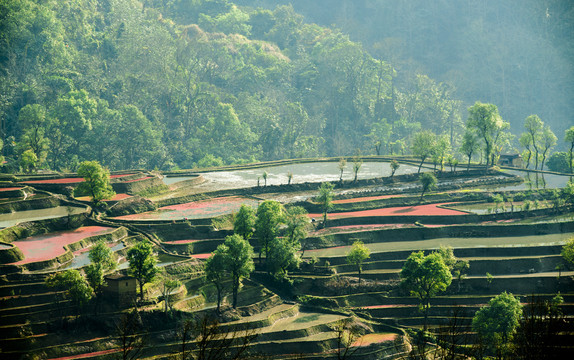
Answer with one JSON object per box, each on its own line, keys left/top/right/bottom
{"left": 466, "top": 102, "right": 509, "bottom": 169}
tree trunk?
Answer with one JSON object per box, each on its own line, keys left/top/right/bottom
{"left": 232, "top": 277, "right": 239, "bottom": 309}
{"left": 216, "top": 284, "right": 222, "bottom": 313}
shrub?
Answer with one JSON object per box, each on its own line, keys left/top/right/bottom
{"left": 546, "top": 152, "right": 570, "bottom": 173}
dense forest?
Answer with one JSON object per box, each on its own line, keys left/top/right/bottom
{"left": 1, "top": 0, "right": 572, "bottom": 171}
{"left": 238, "top": 0, "right": 574, "bottom": 138}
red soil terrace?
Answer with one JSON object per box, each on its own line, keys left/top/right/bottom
{"left": 352, "top": 333, "right": 397, "bottom": 347}
{"left": 0, "top": 187, "right": 24, "bottom": 192}
{"left": 191, "top": 253, "right": 212, "bottom": 259}
{"left": 76, "top": 193, "right": 132, "bottom": 202}
{"left": 21, "top": 174, "right": 135, "bottom": 184}
{"left": 115, "top": 196, "right": 259, "bottom": 221}
{"left": 163, "top": 239, "right": 200, "bottom": 245}
{"left": 10, "top": 226, "right": 116, "bottom": 265}
{"left": 309, "top": 203, "right": 467, "bottom": 219}
{"left": 47, "top": 349, "right": 120, "bottom": 360}
{"left": 332, "top": 194, "right": 403, "bottom": 204}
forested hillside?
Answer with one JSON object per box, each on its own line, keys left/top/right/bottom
{"left": 237, "top": 0, "right": 574, "bottom": 140}
{"left": 1, "top": 0, "right": 570, "bottom": 172}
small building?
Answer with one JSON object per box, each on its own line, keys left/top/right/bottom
{"left": 103, "top": 273, "right": 137, "bottom": 308}
{"left": 498, "top": 153, "right": 522, "bottom": 168}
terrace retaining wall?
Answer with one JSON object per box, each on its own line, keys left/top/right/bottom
{"left": 112, "top": 176, "right": 164, "bottom": 194}
{"left": 0, "top": 195, "right": 60, "bottom": 214}
{"left": 0, "top": 242, "right": 24, "bottom": 263}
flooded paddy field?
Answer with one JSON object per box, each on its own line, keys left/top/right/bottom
{"left": 163, "top": 161, "right": 423, "bottom": 189}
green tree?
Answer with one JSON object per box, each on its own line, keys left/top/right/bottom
{"left": 19, "top": 149, "right": 38, "bottom": 173}
{"left": 466, "top": 102, "right": 510, "bottom": 169}
{"left": 523, "top": 115, "right": 544, "bottom": 170}
{"left": 233, "top": 204, "right": 256, "bottom": 240}
{"left": 127, "top": 241, "right": 158, "bottom": 301}
{"left": 565, "top": 126, "right": 574, "bottom": 174}
{"left": 520, "top": 132, "right": 534, "bottom": 169}
{"left": 352, "top": 151, "right": 362, "bottom": 182}
{"left": 204, "top": 246, "right": 228, "bottom": 313}
{"left": 75, "top": 160, "right": 115, "bottom": 210}
{"left": 158, "top": 273, "right": 181, "bottom": 314}
{"left": 254, "top": 200, "right": 283, "bottom": 264}
{"left": 223, "top": 234, "right": 254, "bottom": 309}
{"left": 472, "top": 292, "right": 522, "bottom": 358}
{"left": 546, "top": 152, "right": 571, "bottom": 173}
{"left": 400, "top": 251, "right": 452, "bottom": 332}
{"left": 419, "top": 172, "right": 437, "bottom": 202}
{"left": 46, "top": 269, "right": 92, "bottom": 311}
{"left": 412, "top": 130, "right": 437, "bottom": 173}
{"left": 561, "top": 237, "right": 574, "bottom": 268}
{"left": 432, "top": 134, "right": 451, "bottom": 172}
{"left": 390, "top": 159, "right": 400, "bottom": 178}
{"left": 85, "top": 240, "right": 117, "bottom": 304}
{"left": 317, "top": 182, "right": 335, "bottom": 225}
{"left": 267, "top": 237, "right": 300, "bottom": 280}
{"left": 17, "top": 104, "right": 49, "bottom": 166}
{"left": 436, "top": 246, "right": 469, "bottom": 292}
{"left": 563, "top": 181, "right": 574, "bottom": 205}
{"left": 460, "top": 131, "right": 480, "bottom": 171}
{"left": 262, "top": 171, "right": 268, "bottom": 186}
{"left": 539, "top": 126, "right": 557, "bottom": 171}
{"left": 338, "top": 157, "right": 347, "bottom": 182}
{"left": 346, "top": 241, "right": 371, "bottom": 285}
{"left": 284, "top": 206, "right": 310, "bottom": 247}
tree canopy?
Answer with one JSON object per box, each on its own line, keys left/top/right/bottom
{"left": 127, "top": 241, "right": 158, "bottom": 301}
{"left": 400, "top": 251, "right": 452, "bottom": 331}
{"left": 472, "top": 292, "right": 523, "bottom": 356}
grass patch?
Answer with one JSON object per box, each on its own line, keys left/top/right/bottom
{"left": 136, "top": 184, "right": 170, "bottom": 197}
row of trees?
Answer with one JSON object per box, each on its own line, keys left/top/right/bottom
{"left": 205, "top": 201, "right": 311, "bottom": 311}
{"left": 398, "top": 237, "right": 574, "bottom": 359}
{"left": 46, "top": 239, "right": 160, "bottom": 312}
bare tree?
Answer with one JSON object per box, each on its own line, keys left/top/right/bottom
{"left": 116, "top": 309, "right": 146, "bottom": 360}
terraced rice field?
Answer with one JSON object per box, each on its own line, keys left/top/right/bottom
{"left": 445, "top": 201, "right": 552, "bottom": 214}
{"left": 20, "top": 174, "right": 135, "bottom": 185}
{"left": 303, "top": 232, "right": 574, "bottom": 258}
{"left": 165, "top": 162, "right": 424, "bottom": 190}
{"left": 114, "top": 196, "right": 260, "bottom": 220}
{"left": 352, "top": 333, "right": 397, "bottom": 346}
{"left": 308, "top": 203, "right": 467, "bottom": 219}
{"left": 0, "top": 206, "right": 87, "bottom": 228}
{"left": 332, "top": 194, "right": 404, "bottom": 204}
{"left": 0, "top": 187, "right": 24, "bottom": 192}
{"left": 9, "top": 226, "right": 116, "bottom": 265}
{"left": 75, "top": 193, "right": 132, "bottom": 202}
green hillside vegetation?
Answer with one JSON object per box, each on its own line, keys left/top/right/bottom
{"left": 1, "top": 0, "right": 467, "bottom": 172}
{"left": 236, "top": 0, "right": 574, "bottom": 140}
